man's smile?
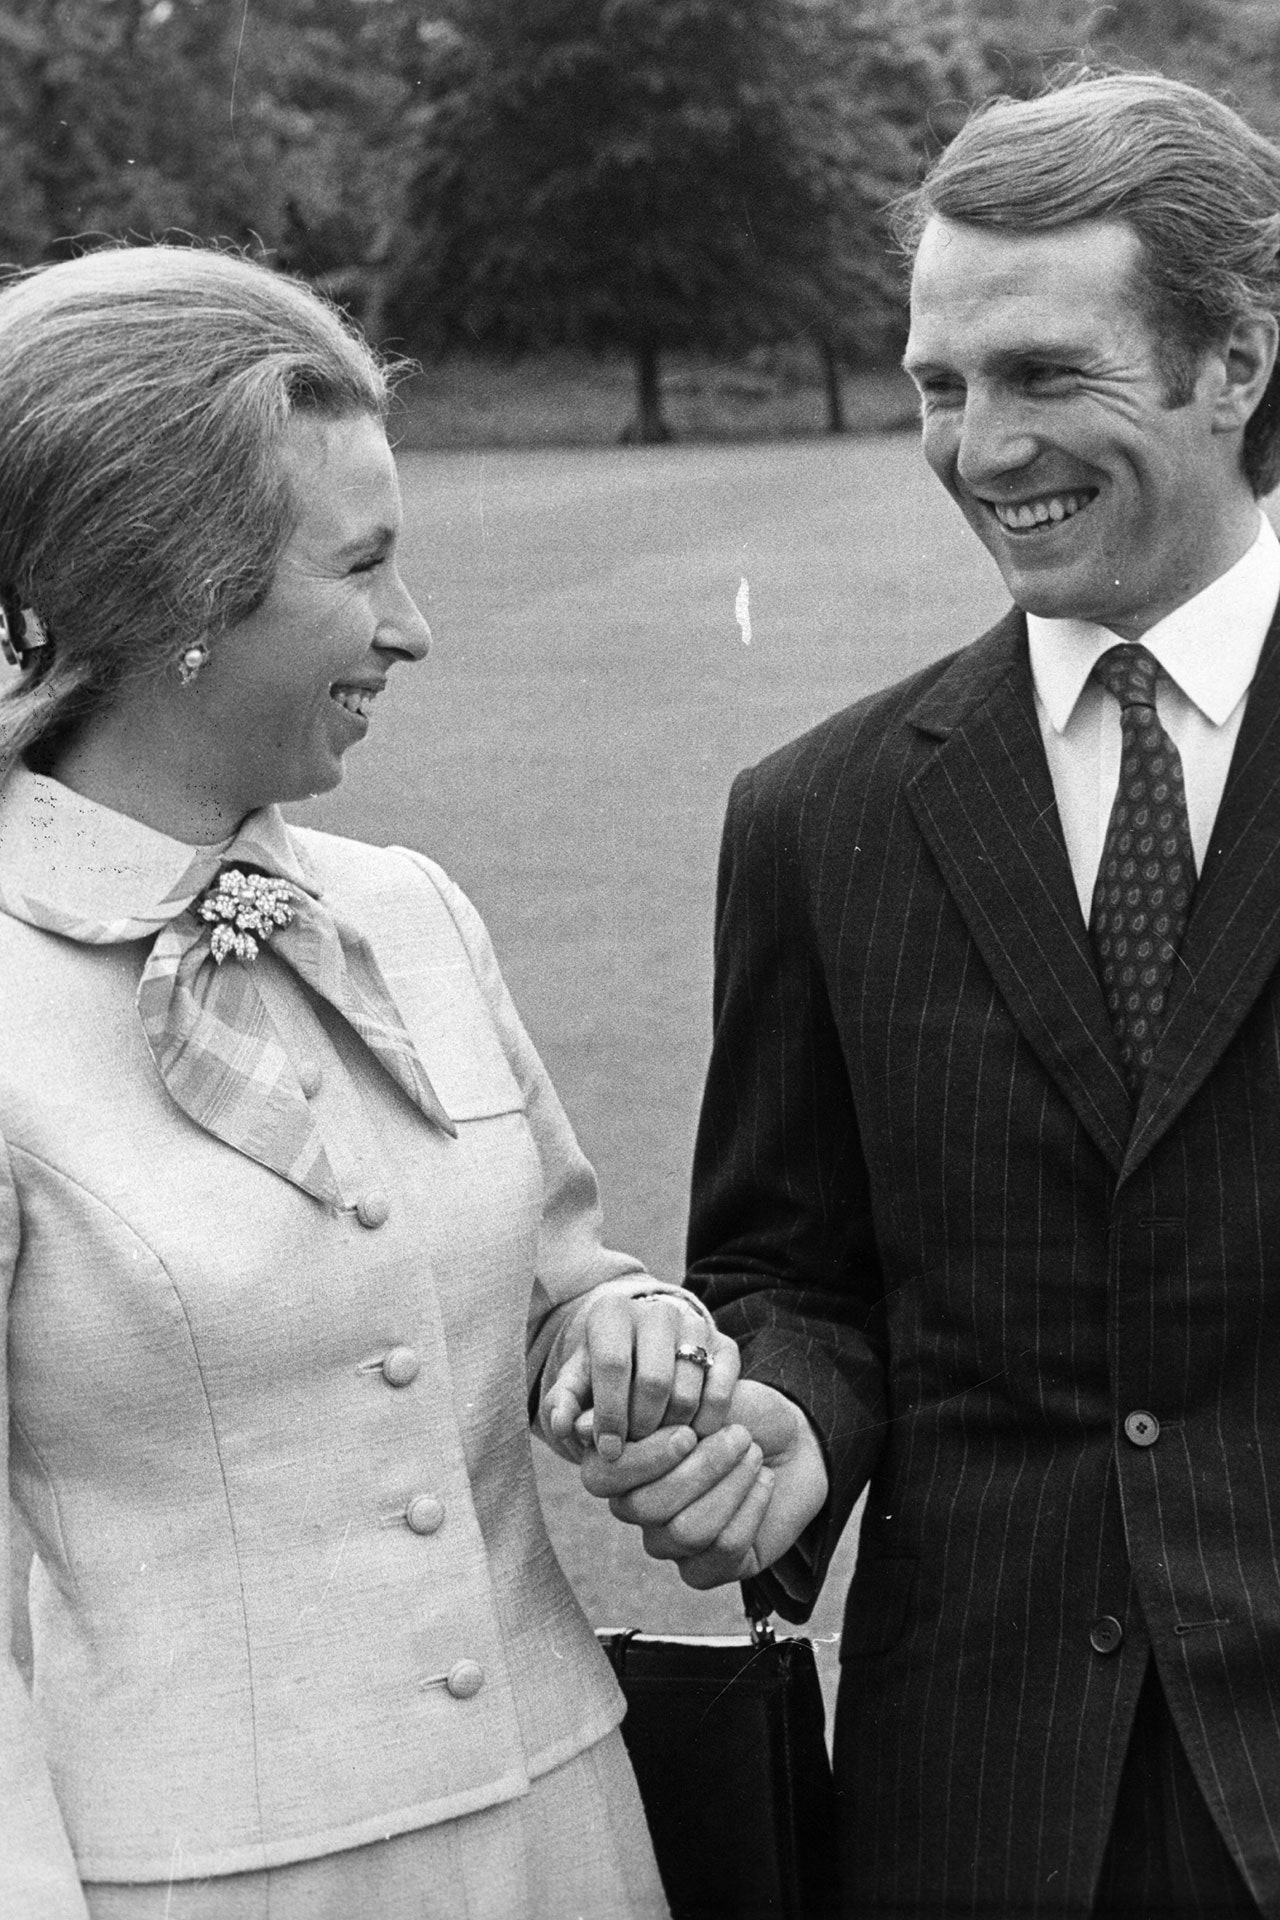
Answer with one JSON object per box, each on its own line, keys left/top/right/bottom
{"left": 987, "top": 489, "right": 1098, "bottom": 532}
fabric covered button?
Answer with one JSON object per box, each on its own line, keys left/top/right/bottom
{"left": 446, "top": 1660, "right": 484, "bottom": 1699}
{"left": 382, "top": 1346, "right": 420, "bottom": 1388}
{"left": 406, "top": 1494, "right": 445, "bottom": 1535}
{"left": 1089, "top": 1616, "right": 1124, "bottom": 1655}
{"left": 356, "top": 1189, "right": 390, "bottom": 1229}
{"left": 1124, "top": 1410, "right": 1160, "bottom": 1447}
{"left": 297, "top": 1058, "right": 323, "bottom": 1099}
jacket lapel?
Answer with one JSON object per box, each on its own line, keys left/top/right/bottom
{"left": 1124, "top": 610, "right": 1280, "bottom": 1178}
{"left": 906, "top": 612, "right": 1133, "bottom": 1169}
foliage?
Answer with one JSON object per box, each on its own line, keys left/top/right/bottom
{"left": 0, "top": 0, "right": 1276, "bottom": 441}
{"left": 949, "top": 0, "right": 1280, "bottom": 136}
{"left": 385, "top": 0, "right": 989, "bottom": 434}
{"left": 0, "top": 0, "right": 415, "bottom": 276}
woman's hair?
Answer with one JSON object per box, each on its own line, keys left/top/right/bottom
{"left": 0, "top": 243, "right": 394, "bottom": 772}
{"left": 892, "top": 71, "right": 1280, "bottom": 497}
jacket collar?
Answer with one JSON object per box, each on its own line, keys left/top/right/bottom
{"left": 904, "top": 611, "right": 1134, "bottom": 1170}
{"left": 0, "top": 765, "right": 316, "bottom": 944}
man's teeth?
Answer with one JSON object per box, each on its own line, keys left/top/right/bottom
{"left": 993, "top": 492, "right": 1092, "bottom": 530}
{"left": 331, "top": 686, "right": 374, "bottom": 718}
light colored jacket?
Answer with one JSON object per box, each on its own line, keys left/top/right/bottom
{"left": 0, "top": 773, "right": 672, "bottom": 1915}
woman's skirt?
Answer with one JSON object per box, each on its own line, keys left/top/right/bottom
{"left": 84, "top": 1727, "right": 669, "bottom": 1920}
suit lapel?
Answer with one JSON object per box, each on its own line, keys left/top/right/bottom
{"left": 1124, "top": 610, "right": 1280, "bottom": 1178}
{"left": 906, "top": 613, "right": 1133, "bottom": 1170}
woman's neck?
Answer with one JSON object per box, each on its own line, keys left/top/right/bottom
{"left": 48, "top": 703, "right": 248, "bottom": 845}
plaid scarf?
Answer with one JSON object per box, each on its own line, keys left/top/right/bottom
{"left": 0, "top": 772, "right": 455, "bottom": 1208}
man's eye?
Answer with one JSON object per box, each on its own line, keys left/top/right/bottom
{"left": 916, "top": 379, "right": 964, "bottom": 409}
{"left": 1024, "top": 365, "right": 1080, "bottom": 391}
{"left": 349, "top": 553, "right": 386, "bottom": 575}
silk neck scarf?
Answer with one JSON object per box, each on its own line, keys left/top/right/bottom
{"left": 0, "top": 767, "right": 455, "bottom": 1207}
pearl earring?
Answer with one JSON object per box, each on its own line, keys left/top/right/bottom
{"left": 177, "top": 642, "right": 209, "bottom": 686}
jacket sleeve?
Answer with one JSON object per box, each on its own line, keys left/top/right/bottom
{"left": 687, "top": 766, "right": 890, "bottom": 1620}
{"left": 407, "top": 857, "right": 709, "bottom": 1447}
{"left": 0, "top": 1131, "right": 90, "bottom": 1919}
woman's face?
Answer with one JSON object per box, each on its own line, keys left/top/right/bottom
{"left": 189, "top": 410, "right": 431, "bottom": 815}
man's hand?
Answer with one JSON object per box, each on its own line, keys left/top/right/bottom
{"left": 580, "top": 1378, "right": 828, "bottom": 1587}
{"left": 543, "top": 1289, "right": 740, "bottom": 1462}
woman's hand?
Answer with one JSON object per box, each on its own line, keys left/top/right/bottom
{"left": 544, "top": 1289, "right": 740, "bottom": 1461}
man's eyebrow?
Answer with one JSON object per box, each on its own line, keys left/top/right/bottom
{"left": 904, "top": 342, "right": 1090, "bottom": 377}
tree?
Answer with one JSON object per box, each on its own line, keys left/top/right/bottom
{"left": 390, "top": 0, "right": 985, "bottom": 440}
{"left": 767, "top": 0, "right": 991, "bottom": 427}
{"left": 0, "top": 0, "right": 419, "bottom": 283}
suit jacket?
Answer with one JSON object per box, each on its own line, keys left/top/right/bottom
{"left": 0, "top": 775, "right": 664, "bottom": 1916}
{"left": 688, "top": 608, "right": 1280, "bottom": 1917}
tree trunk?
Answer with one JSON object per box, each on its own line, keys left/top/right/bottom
{"left": 621, "top": 339, "right": 672, "bottom": 444}
{"left": 819, "top": 337, "right": 847, "bottom": 434}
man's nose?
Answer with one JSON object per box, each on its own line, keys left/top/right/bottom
{"left": 954, "top": 391, "right": 1038, "bottom": 489}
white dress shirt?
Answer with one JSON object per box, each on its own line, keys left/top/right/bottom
{"left": 1028, "top": 513, "right": 1280, "bottom": 924}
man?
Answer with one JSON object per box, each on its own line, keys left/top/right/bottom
{"left": 585, "top": 72, "right": 1280, "bottom": 1916}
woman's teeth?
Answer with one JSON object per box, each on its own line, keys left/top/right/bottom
{"left": 331, "top": 686, "right": 374, "bottom": 718}
{"left": 993, "top": 491, "right": 1093, "bottom": 530}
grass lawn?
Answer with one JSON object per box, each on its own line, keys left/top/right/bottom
{"left": 292, "top": 430, "right": 1010, "bottom": 1707}
{"left": 391, "top": 348, "right": 920, "bottom": 452}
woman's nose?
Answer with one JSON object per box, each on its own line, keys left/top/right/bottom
{"left": 380, "top": 579, "right": 432, "bottom": 662}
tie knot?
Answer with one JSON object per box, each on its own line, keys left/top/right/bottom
{"left": 1092, "top": 642, "right": 1159, "bottom": 712}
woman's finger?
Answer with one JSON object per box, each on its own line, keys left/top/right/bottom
{"left": 627, "top": 1303, "right": 685, "bottom": 1438}
{"left": 582, "top": 1293, "right": 639, "bottom": 1461}
{"left": 543, "top": 1342, "right": 593, "bottom": 1443}
{"left": 690, "top": 1332, "right": 739, "bottom": 1436}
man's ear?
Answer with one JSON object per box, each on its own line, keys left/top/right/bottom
{"left": 1211, "top": 312, "right": 1279, "bottom": 433}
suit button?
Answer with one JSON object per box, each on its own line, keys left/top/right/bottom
{"left": 297, "top": 1059, "right": 322, "bottom": 1098}
{"left": 1090, "top": 1616, "right": 1124, "bottom": 1655}
{"left": 382, "top": 1346, "right": 420, "bottom": 1388}
{"left": 1124, "top": 1410, "right": 1160, "bottom": 1447}
{"left": 406, "top": 1494, "right": 445, "bottom": 1535}
{"left": 356, "top": 1189, "right": 390, "bottom": 1229}
{"left": 446, "top": 1660, "right": 484, "bottom": 1699}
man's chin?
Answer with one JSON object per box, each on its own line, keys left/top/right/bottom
{"left": 988, "top": 557, "right": 1110, "bottom": 626}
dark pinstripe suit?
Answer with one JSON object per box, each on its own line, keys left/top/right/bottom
{"left": 687, "top": 607, "right": 1280, "bottom": 1916}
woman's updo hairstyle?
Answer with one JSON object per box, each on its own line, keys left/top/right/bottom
{"left": 0, "top": 243, "right": 393, "bottom": 773}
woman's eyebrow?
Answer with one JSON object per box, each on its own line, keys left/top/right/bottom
{"left": 337, "top": 524, "right": 397, "bottom": 559}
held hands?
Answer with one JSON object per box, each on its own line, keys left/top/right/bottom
{"left": 544, "top": 1289, "right": 740, "bottom": 1462}
{"left": 580, "top": 1378, "right": 829, "bottom": 1589}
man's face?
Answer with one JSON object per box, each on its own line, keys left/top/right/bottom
{"left": 903, "top": 216, "right": 1258, "bottom": 637}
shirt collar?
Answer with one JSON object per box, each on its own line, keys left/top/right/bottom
{"left": 1028, "top": 513, "right": 1280, "bottom": 734}
{"left": 0, "top": 765, "right": 315, "bottom": 944}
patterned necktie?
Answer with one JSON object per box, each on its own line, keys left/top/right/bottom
{"left": 1089, "top": 643, "right": 1196, "bottom": 1098}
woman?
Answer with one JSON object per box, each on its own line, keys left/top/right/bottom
{"left": 0, "top": 245, "right": 747, "bottom": 1919}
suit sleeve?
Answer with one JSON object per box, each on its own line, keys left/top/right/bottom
{"left": 0, "top": 1130, "right": 90, "bottom": 1919}
{"left": 687, "top": 766, "right": 890, "bottom": 1620}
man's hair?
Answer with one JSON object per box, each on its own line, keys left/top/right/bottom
{"left": 0, "top": 243, "right": 395, "bottom": 774}
{"left": 892, "top": 71, "right": 1280, "bottom": 498}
